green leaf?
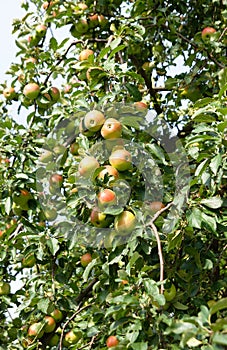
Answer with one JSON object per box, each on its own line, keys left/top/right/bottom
{"left": 37, "top": 298, "right": 50, "bottom": 314}
{"left": 110, "top": 37, "right": 122, "bottom": 50}
{"left": 173, "top": 302, "right": 189, "bottom": 310}
{"left": 212, "top": 333, "right": 227, "bottom": 346}
{"left": 131, "top": 342, "right": 148, "bottom": 350}
{"left": 187, "top": 208, "right": 202, "bottom": 229}
{"left": 5, "top": 197, "right": 12, "bottom": 215}
{"left": 209, "top": 298, "right": 227, "bottom": 319}
{"left": 201, "top": 212, "right": 217, "bottom": 232}
{"left": 107, "top": 44, "right": 126, "bottom": 60}
{"left": 46, "top": 237, "right": 60, "bottom": 256}
{"left": 201, "top": 197, "right": 223, "bottom": 209}
{"left": 125, "top": 83, "right": 142, "bottom": 101}
{"left": 210, "top": 154, "right": 222, "bottom": 175}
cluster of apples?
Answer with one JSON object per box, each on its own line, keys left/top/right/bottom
{"left": 77, "top": 109, "right": 137, "bottom": 235}
{"left": 25, "top": 309, "right": 82, "bottom": 348}
{"left": 70, "top": 2, "right": 108, "bottom": 38}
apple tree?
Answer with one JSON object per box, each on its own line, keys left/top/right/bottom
{"left": 0, "top": 0, "right": 226, "bottom": 349}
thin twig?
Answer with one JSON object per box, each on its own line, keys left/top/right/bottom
{"left": 147, "top": 202, "right": 173, "bottom": 293}
{"left": 9, "top": 222, "right": 23, "bottom": 240}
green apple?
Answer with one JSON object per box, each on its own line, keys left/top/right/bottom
{"left": 65, "top": 330, "right": 82, "bottom": 344}
{"left": 35, "top": 24, "right": 47, "bottom": 37}
{"left": 23, "top": 83, "right": 40, "bottom": 100}
{"left": 109, "top": 148, "right": 132, "bottom": 171}
{"left": 84, "top": 110, "right": 105, "bottom": 132}
{"left": 43, "top": 208, "right": 58, "bottom": 221}
{"left": 75, "top": 18, "right": 89, "bottom": 33}
{"left": 0, "top": 281, "right": 10, "bottom": 295}
{"left": 3, "top": 87, "right": 17, "bottom": 100}
{"left": 44, "top": 316, "right": 56, "bottom": 333}
{"left": 28, "top": 322, "right": 44, "bottom": 339}
{"left": 49, "top": 86, "right": 60, "bottom": 102}
{"left": 48, "top": 333, "right": 60, "bottom": 346}
{"left": 114, "top": 210, "right": 136, "bottom": 235}
{"left": 101, "top": 118, "right": 122, "bottom": 139}
{"left": 78, "top": 155, "right": 99, "bottom": 178}
{"left": 50, "top": 309, "right": 63, "bottom": 322}
{"left": 90, "top": 208, "right": 113, "bottom": 228}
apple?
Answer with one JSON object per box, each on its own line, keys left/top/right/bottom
{"left": 109, "top": 148, "right": 132, "bottom": 171}
{"left": 106, "top": 335, "right": 119, "bottom": 348}
{"left": 48, "top": 333, "right": 60, "bottom": 346}
{"left": 28, "top": 322, "right": 44, "bottom": 338}
{"left": 65, "top": 330, "right": 82, "bottom": 344}
{"left": 50, "top": 309, "right": 63, "bottom": 322}
{"left": 3, "top": 87, "right": 17, "bottom": 100}
{"left": 0, "top": 230, "right": 6, "bottom": 239}
{"left": 70, "top": 142, "right": 79, "bottom": 155}
{"left": 36, "top": 92, "right": 52, "bottom": 109}
{"left": 97, "top": 165, "right": 119, "bottom": 182}
{"left": 49, "top": 86, "right": 60, "bottom": 102}
{"left": 114, "top": 210, "right": 136, "bottom": 235}
{"left": 25, "top": 57, "right": 37, "bottom": 65}
{"left": 147, "top": 201, "right": 165, "bottom": 213}
{"left": 84, "top": 110, "right": 105, "bottom": 132}
{"left": 97, "top": 188, "right": 117, "bottom": 208}
{"left": 90, "top": 208, "right": 113, "bottom": 228}
{"left": 79, "top": 49, "right": 94, "bottom": 61}
{"left": 134, "top": 101, "right": 148, "bottom": 111}
{"left": 0, "top": 281, "right": 10, "bottom": 295}
{"left": 64, "top": 84, "right": 72, "bottom": 93}
{"left": 75, "top": 18, "right": 89, "bottom": 33}
{"left": 43, "top": 208, "right": 58, "bottom": 221}
{"left": 22, "top": 252, "right": 36, "bottom": 268}
{"left": 80, "top": 252, "right": 92, "bottom": 267}
{"left": 23, "top": 83, "right": 40, "bottom": 100}
{"left": 49, "top": 173, "right": 63, "bottom": 188}
{"left": 44, "top": 316, "right": 56, "bottom": 333}
{"left": 88, "top": 14, "right": 99, "bottom": 28}
{"left": 43, "top": 1, "right": 54, "bottom": 10}
{"left": 35, "top": 24, "right": 47, "bottom": 37}
{"left": 101, "top": 118, "right": 122, "bottom": 139}
{"left": 13, "top": 189, "right": 32, "bottom": 210}
{"left": 201, "top": 27, "right": 216, "bottom": 41}
{"left": 98, "top": 14, "right": 108, "bottom": 28}
{"left": 164, "top": 284, "right": 176, "bottom": 302}
{"left": 79, "top": 118, "right": 96, "bottom": 136}
{"left": 78, "top": 156, "right": 100, "bottom": 178}
{"left": 39, "top": 150, "right": 53, "bottom": 163}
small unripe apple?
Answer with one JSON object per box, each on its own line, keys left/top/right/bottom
{"left": 79, "top": 118, "right": 96, "bottom": 137}
{"left": 84, "top": 110, "right": 105, "bottom": 132}
{"left": 75, "top": 18, "right": 89, "bottom": 33}
{"left": 48, "top": 334, "right": 60, "bottom": 346}
{"left": 65, "top": 330, "right": 82, "bottom": 344}
{"left": 49, "top": 86, "right": 60, "bottom": 102}
{"left": 78, "top": 156, "right": 100, "bottom": 178}
{"left": 0, "top": 230, "right": 6, "bottom": 239}
{"left": 39, "top": 150, "right": 53, "bottom": 163}
{"left": 49, "top": 173, "right": 63, "bottom": 188}
{"left": 88, "top": 14, "right": 99, "bottom": 28}
{"left": 106, "top": 335, "right": 119, "bottom": 348}
{"left": 114, "top": 210, "right": 136, "bottom": 235}
{"left": 70, "top": 142, "right": 79, "bottom": 155}
{"left": 109, "top": 148, "right": 132, "bottom": 171}
{"left": 35, "top": 24, "right": 47, "bottom": 37}
{"left": 50, "top": 309, "right": 63, "bottom": 322}
{"left": 201, "top": 27, "right": 216, "bottom": 41}
{"left": 0, "top": 281, "right": 10, "bottom": 295}
{"left": 43, "top": 208, "right": 58, "bottom": 221}
{"left": 44, "top": 316, "right": 56, "bottom": 333}
{"left": 28, "top": 322, "right": 44, "bottom": 338}
{"left": 101, "top": 118, "right": 122, "bottom": 139}
{"left": 79, "top": 49, "right": 94, "bottom": 61}
{"left": 23, "top": 83, "right": 40, "bottom": 100}
{"left": 3, "top": 87, "right": 17, "bottom": 100}
{"left": 80, "top": 252, "right": 92, "bottom": 267}
{"left": 90, "top": 208, "right": 113, "bottom": 228}
{"left": 97, "top": 188, "right": 117, "bottom": 208}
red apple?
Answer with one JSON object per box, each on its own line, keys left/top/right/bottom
{"left": 84, "top": 110, "right": 105, "bottom": 132}
{"left": 134, "top": 101, "right": 148, "bottom": 111}
{"left": 64, "top": 330, "right": 82, "bottom": 344}
{"left": 49, "top": 173, "right": 63, "bottom": 187}
{"left": 80, "top": 252, "right": 92, "bottom": 267}
{"left": 78, "top": 156, "right": 99, "bottom": 178}
{"left": 23, "top": 83, "right": 40, "bottom": 100}
{"left": 106, "top": 335, "right": 119, "bottom": 348}
{"left": 97, "top": 188, "right": 117, "bottom": 208}
{"left": 79, "top": 49, "right": 94, "bottom": 61}
{"left": 109, "top": 148, "right": 132, "bottom": 171}
{"left": 114, "top": 210, "right": 136, "bottom": 235}
{"left": 44, "top": 316, "right": 56, "bottom": 333}
{"left": 201, "top": 27, "right": 216, "bottom": 40}
{"left": 35, "top": 24, "right": 47, "bottom": 37}
{"left": 101, "top": 118, "right": 122, "bottom": 139}
{"left": 88, "top": 14, "right": 99, "bottom": 28}
{"left": 49, "top": 86, "right": 60, "bottom": 102}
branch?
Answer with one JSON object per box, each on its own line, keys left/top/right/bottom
{"left": 147, "top": 202, "right": 173, "bottom": 294}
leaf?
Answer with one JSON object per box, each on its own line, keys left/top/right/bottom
{"left": 125, "top": 83, "right": 142, "bottom": 101}
{"left": 83, "top": 258, "right": 98, "bottom": 282}
{"left": 5, "top": 197, "right": 12, "bottom": 215}
{"left": 46, "top": 237, "right": 60, "bottom": 256}
{"left": 210, "top": 154, "right": 222, "bottom": 175}
{"left": 37, "top": 298, "right": 50, "bottom": 314}
{"left": 110, "top": 37, "right": 122, "bottom": 50}
{"left": 201, "top": 212, "right": 217, "bottom": 232}
{"left": 209, "top": 298, "right": 227, "bottom": 320}
{"left": 107, "top": 44, "right": 126, "bottom": 60}
{"left": 186, "top": 338, "right": 202, "bottom": 347}
{"left": 201, "top": 197, "right": 223, "bottom": 209}
{"left": 131, "top": 342, "right": 148, "bottom": 350}
{"left": 187, "top": 208, "right": 202, "bottom": 229}
{"left": 173, "top": 302, "right": 189, "bottom": 310}
{"left": 212, "top": 333, "right": 227, "bottom": 346}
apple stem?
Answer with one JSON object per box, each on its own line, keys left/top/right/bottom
{"left": 148, "top": 202, "right": 173, "bottom": 294}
